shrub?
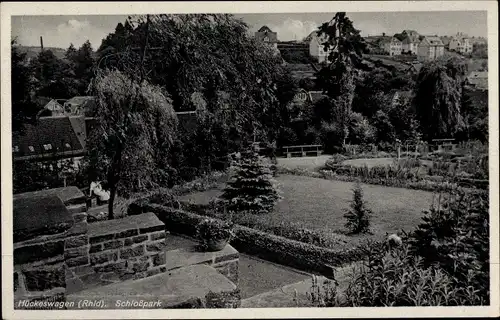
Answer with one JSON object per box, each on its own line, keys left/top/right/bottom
{"left": 196, "top": 218, "right": 234, "bottom": 249}
{"left": 344, "top": 182, "right": 372, "bottom": 234}
{"left": 307, "top": 240, "right": 488, "bottom": 306}
{"left": 221, "top": 150, "right": 281, "bottom": 214}
{"left": 409, "top": 191, "right": 489, "bottom": 304}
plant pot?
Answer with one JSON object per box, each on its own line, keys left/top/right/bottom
{"left": 205, "top": 239, "right": 228, "bottom": 252}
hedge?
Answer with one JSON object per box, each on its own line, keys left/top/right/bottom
{"left": 135, "top": 203, "right": 373, "bottom": 276}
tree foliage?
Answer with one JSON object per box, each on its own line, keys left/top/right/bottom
{"left": 11, "top": 39, "right": 39, "bottom": 133}
{"left": 414, "top": 56, "right": 467, "bottom": 140}
{"left": 88, "top": 70, "right": 178, "bottom": 218}
{"left": 221, "top": 150, "right": 281, "bottom": 214}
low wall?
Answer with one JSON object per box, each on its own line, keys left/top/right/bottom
{"left": 136, "top": 203, "right": 368, "bottom": 277}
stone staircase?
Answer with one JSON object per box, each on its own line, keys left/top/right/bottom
{"left": 14, "top": 188, "right": 241, "bottom": 310}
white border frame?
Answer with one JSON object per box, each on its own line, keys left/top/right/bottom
{"left": 2, "top": 2, "right": 498, "bottom": 319}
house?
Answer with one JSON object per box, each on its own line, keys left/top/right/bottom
{"left": 440, "top": 36, "right": 453, "bottom": 48}
{"left": 254, "top": 26, "right": 278, "bottom": 49}
{"left": 12, "top": 116, "right": 87, "bottom": 166}
{"left": 41, "top": 99, "right": 66, "bottom": 116}
{"left": 449, "top": 32, "right": 473, "bottom": 54}
{"left": 63, "top": 96, "right": 97, "bottom": 116}
{"left": 466, "top": 71, "right": 488, "bottom": 90}
{"left": 382, "top": 37, "right": 402, "bottom": 56}
{"left": 402, "top": 34, "right": 420, "bottom": 54}
{"left": 417, "top": 36, "right": 445, "bottom": 61}
{"left": 307, "top": 31, "right": 331, "bottom": 63}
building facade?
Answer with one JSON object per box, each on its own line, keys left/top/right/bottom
{"left": 417, "top": 36, "right": 445, "bottom": 61}
{"left": 308, "top": 31, "right": 331, "bottom": 63}
{"left": 449, "top": 33, "right": 473, "bottom": 54}
{"left": 383, "top": 37, "right": 403, "bottom": 56}
{"left": 402, "top": 35, "right": 419, "bottom": 54}
{"left": 254, "top": 26, "right": 278, "bottom": 49}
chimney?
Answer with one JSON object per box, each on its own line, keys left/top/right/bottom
{"left": 40, "top": 36, "right": 44, "bottom": 51}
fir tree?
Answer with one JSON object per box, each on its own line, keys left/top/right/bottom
{"left": 221, "top": 149, "right": 281, "bottom": 214}
{"left": 344, "top": 181, "right": 372, "bottom": 234}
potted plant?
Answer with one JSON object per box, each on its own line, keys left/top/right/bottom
{"left": 196, "top": 218, "right": 234, "bottom": 252}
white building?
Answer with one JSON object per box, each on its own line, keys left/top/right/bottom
{"left": 307, "top": 31, "right": 331, "bottom": 63}
{"left": 417, "top": 36, "right": 445, "bottom": 61}
{"left": 449, "top": 33, "right": 473, "bottom": 54}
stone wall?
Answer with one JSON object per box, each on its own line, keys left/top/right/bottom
{"left": 65, "top": 212, "right": 167, "bottom": 294}
{"left": 14, "top": 189, "right": 88, "bottom": 308}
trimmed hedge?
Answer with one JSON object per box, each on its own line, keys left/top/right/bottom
{"left": 137, "top": 203, "right": 373, "bottom": 276}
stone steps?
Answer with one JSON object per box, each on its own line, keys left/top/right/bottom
{"left": 66, "top": 264, "right": 240, "bottom": 309}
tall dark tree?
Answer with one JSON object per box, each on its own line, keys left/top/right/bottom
{"left": 11, "top": 39, "right": 38, "bottom": 132}
{"left": 414, "top": 56, "right": 467, "bottom": 141}
{"left": 315, "top": 12, "right": 367, "bottom": 146}
{"left": 72, "top": 40, "right": 95, "bottom": 95}
{"left": 65, "top": 43, "right": 77, "bottom": 61}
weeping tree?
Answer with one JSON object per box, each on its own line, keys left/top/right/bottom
{"left": 87, "top": 69, "right": 178, "bottom": 219}
{"left": 414, "top": 56, "right": 467, "bottom": 141}
{"left": 315, "top": 12, "right": 367, "bottom": 147}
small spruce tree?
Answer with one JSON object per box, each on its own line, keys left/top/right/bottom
{"left": 221, "top": 149, "right": 280, "bottom": 214}
{"left": 344, "top": 181, "right": 372, "bottom": 234}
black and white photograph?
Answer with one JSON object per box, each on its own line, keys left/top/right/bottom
{"left": 1, "top": 1, "right": 498, "bottom": 319}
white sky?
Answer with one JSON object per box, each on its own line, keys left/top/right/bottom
{"left": 11, "top": 11, "right": 487, "bottom": 49}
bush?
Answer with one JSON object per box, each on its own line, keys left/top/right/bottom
{"left": 344, "top": 182, "right": 372, "bottom": 234}
{"left": 196, "top": 218, "right": 234, "bottom": 249}
{"left": 312, "top": 241, "right": 487, "bottom": 306}
{"left": 409, "top": 191, "right": 489, "bottom": 304}
{"left": 221, "top": 150, "right": 281, "bottom": 214}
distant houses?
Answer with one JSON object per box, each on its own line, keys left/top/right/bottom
{"left": 449, "top": 32, "right": 473, "bottom": 54}
{"left": 417, "top": 36, "right": 445, "bottom": 61}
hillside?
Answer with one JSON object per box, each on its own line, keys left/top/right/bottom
{"left": 17, "top": 46, "right": 67, "bottom": 60}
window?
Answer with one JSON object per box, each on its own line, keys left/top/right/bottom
{"left": 263, "top": 36, "right": 269, "bottom": 42}
{"left": 43, "top": 144, "right": 52, "bottom": 151}
{"left": 29, "top": 146, "right": 35, "bottom": 152}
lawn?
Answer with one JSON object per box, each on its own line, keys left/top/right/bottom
{"left": 179, "top": 174, "right": 436, "bottom": 244}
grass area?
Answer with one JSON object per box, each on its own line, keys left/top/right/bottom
{"left": 179, "top": 174, "right": 435, "bottom": 244}
{"left": 277, "top": 155, "right": 331, "bottom": 171}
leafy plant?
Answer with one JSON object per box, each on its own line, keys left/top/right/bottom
{"left": 196, "top": 218, "right": 234, "bottom": 246}
{"left": 343, "top": 181, "right": 372, "bottom": 234}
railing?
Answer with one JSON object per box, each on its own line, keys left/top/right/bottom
{"left": 282, "top": 145, "right": 323, "bottom": 158}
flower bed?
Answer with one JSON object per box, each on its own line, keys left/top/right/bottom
{"left": 277, "top": 166, "right": 488, "bottom": 195}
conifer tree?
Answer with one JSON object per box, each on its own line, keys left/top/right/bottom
{"left": 221, "top": 149, "right": 280, "bottom": 214}
{"left": 344, "top": 181, "right": 372, "bottom": 234}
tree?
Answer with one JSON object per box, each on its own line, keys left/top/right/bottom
{"left": 414, "top": 56, "right": 467, "bottom": 141}
{"left": 31, "top": 49, "right": 79, "bottom": 99}
{"left": 344, "top": 181, "right": 372, "bottom": 234}
{"left": 11, "top": 39, "right": 38, "bottom": 133}
{"left": 72, "top": 40, "right": 95, "bottom": 95}
{"left": 98, "top": 14, "right": 289, "bottom": 174}
{"left": 65, "top": 43, "right": 77, "bottom": 61}
{"left": 88, "top": 70, "right": 178, "bottom": 219}
{"left": 221, "top": 149, "right": 280, "bottom": 214}
{"left": 315, "top": 13, "right": 367, "bottom": 146}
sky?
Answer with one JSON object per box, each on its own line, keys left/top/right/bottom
{"left": 11, "top": 11, "right": 487, "bottom": 49}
